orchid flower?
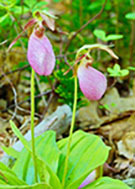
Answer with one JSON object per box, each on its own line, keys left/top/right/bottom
{"left": 76, "top": 44, "right": 118, "bottom": 188}
{"left": 8, "top": 11, "right": 56, "bottom": 76}
{"left": 76, "top": 44, "right": 118, "bottom": 101}
{"left": 78, "top": 170, "right": 97, "bottom": 189}
{"left": 77, "top": 55, "right": 107, "bottom": 100}
{"left": 27, "top": 25, "right": 55, "bottom": 76}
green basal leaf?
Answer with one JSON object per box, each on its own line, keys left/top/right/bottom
{"left": 37, "top": 158, "right": 62, "bottom": 189}
{"left": 57, "top": 130, "right": 110, "bottom": 189}
{"left": 0, "top": 162, "right": 27, "bottom": 186}
{"left": 83, "top": 176, "right": 130, "bottom": 189}
{"left": 0, "top": 162, "right": 16, "bottom": 176}
{"left": 10, "top": 120, "right": 60, "bottom": 174}
{"left": 9, "top": 122, "right": 62, "bottom": 188}
{"left": 9, "top": 120, "right": 30, "bottom": 153}
{"left": 12, "top": 141, "right": 62, "bottom": 188}
{"left": 2, "top": 146, "right": 20, "bottom": 159}
{"left": 105, "top": 34, "right": 123, "bottom": 41}
{"left": 12, "top": 148, "right": 31, "bottom": 182}
{"left": 93, "top": 29, "right": 106, "bottom": 41}
{"left": 125, "top": 12, "right": 135, "bottom": 20}
{"left": 0, "top": 179, "right": 7, "bottom": 184}
{"left": 35, "top": 131, "right": 60, "bottom": 173}
{"left": 0, "top": 183, "right": 52, "bottom": 189}
{"left": 0, "top": 171, "right": 27, "bottom": 185}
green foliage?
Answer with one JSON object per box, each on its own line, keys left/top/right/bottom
{"left": 99, "top": 103, "right": 116, "bottom": 111}
{"left": 128, "top": 66, "right": 135, "bottom": 71}
{"left": 125, "top": 12, "right": 135, "bottom": 20}
{"left": 54, "top": 68, "right": 75, "bottom": 106}
{"left": 0, "top": 0, "right": 134, "bottom": 107}
{"left": 1, "top": 121, "right": 129, "bottom": 189}
{"left": 9, "top": 121, "right": 62, "bottom": 188}
{"left": 93, "top": 29, "right": 123, "bottom": 42}
{"left": 57, "top": 130, "right": 110, "bottom": 188}
{"left": 0, "top": 183, "right": 52, "bottom": 189}
{"left": 107, "top": 64, "right": 129, "bottom": 77}
{"left": 0, "top": 1, "right": 133, "bottom": 188}
{"left": 53, "top": 0, "right": 62, "bottom": 2}
{"left": 93, "top": 29, "right": 106, "bottom": 41}
{"left": 83, "top": 177, "right": 130, "bottom": 189}
{"left": 0, "top": 162, "right": 27, "bottom": 185}
{"left": 0, "top": 13, "right": 9, "bottom": 23}
{"left": 0, "top": 0, "right": 16, "bottom": 9}
{"left": 54, "top": 63, "right": 85, "bottom": 108}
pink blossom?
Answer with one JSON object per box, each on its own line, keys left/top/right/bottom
{"left": 78, "top": 170, "right": 97, "bottom": 189}
{"left": 77, "top": 62, "right": 107, "bottom": 100}
{"left": 27, "top": 30, "right": 55, "bottom": 76}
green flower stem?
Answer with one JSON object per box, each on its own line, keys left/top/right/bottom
{"left": 31, "top": 68, "right": 38, "bottom": 182}
{"left": 62, "top": 75, "right": 78, "bottom": 188}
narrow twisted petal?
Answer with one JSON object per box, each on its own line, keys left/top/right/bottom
{"left": 27, "top": 33, "right": 55, "bottom": 75}
{"left": 77, "top": 64, "right": 107, "bottom": 100}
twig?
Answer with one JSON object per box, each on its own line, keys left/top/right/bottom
{"left": 0, "top": 68, "right": 42, "bottom": 119}
{"left": 0, "top": 65, "right": 29, "bottom": 80}
{"left": 10, "top": 14, "right": 25, "bottom": 51}
{"left": 64, "top": 0, "right": 108, "bottom": 52}
{"left": 0, "top": 40, "right": 8, "bottom": 46}
{"left": 1, "top": 90, "right": 52, "bottom": 113}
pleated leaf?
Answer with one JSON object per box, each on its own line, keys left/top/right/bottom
{"left": 57, "top": 130, "right": 110, "bottom": 189}
{"left": 0, "top": 183, "right": 52, "bottom": 189}
{"left": 83, "top": 177, "right": 130, "bottom": 189}
{"left": 0, "top": 162, "right": 27, "bottom": 186}
{"left": 9, "top": 123, "right": 61, "bottom": 187}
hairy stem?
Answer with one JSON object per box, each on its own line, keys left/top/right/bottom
{"left": 31, "top": 68, "right": 38, "bottom": 182}
{"left": 62, "top": 76, "right": 78, "bottom": 188}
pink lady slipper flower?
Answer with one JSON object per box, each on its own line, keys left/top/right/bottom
{"left": 76, "top": 44, "right": 118, "bottom": 101}
{"left": 8, "top": 11, "right": 56, "bottom": 76}
{"left": 78, "top": 169, "right": 97, "bottom": 189}
{"left": 27, "top": 26, "right": 55, "bottom": 75}
{"left": 77, "top": 57, "right": 107, "bottom": 100}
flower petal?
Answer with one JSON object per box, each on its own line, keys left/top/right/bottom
{"left": 27, "top": 33, "right": 55, "bottom": 75}
{"left": 77, "top": 64, "right": 107, "bottom": 100}
{"left": 8, "top": 19, "right": 36, "bottom": 51}
{"left": 78, "top": 170, "right": 96, "bottom": 189}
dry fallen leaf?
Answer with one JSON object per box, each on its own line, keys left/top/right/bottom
{"left": 117, "top": 131, "right": 135, "bottom": 159}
